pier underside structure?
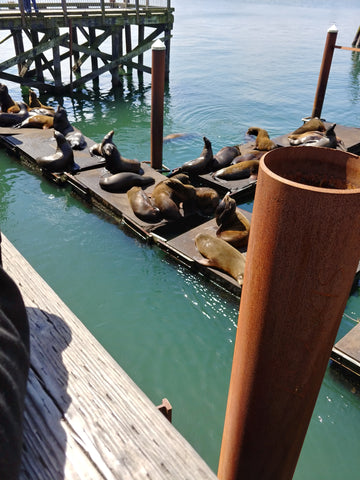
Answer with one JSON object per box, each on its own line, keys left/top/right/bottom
{"left": 0, "top": 0, "right": 174, "bottom": 92}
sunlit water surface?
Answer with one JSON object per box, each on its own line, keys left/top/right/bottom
{"left": 1, "top": 0, "right": 360, "bottom": 476}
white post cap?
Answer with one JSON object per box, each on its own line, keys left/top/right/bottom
{"left": 152, "top": 39, "right": 166, "bottom": 51}
{"left": 328, "top": 24, "right": 338, "bottom": 33}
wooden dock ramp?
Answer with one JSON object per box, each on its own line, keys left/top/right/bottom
{"left": 2, "top": 234, "right": 218, "bottom": 479}
{"left": 331, "top": 322, "right": 360, "bottom": 377}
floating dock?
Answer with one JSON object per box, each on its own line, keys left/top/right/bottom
{"left": 1, "top": 121, "right": 360, "bottom": 379}
{"left": 2, "top": 233, "right": 218, "bottom": 479}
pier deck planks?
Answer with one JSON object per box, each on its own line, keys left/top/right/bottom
{"left": 2, "top": 234, "right": 218, "bottom": 480}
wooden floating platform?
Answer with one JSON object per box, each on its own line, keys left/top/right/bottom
{"left": 0, "top": 125, "right": 255, "bottom": 296}
{"left": 2, "top": 233, "right": 218, "bottom": 479}
{"left": 331, "top": 322, "right": 360, "bottom": 377}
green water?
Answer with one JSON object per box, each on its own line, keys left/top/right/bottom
{"left": 1, "top": 0, "right": 360, "bottom": 477}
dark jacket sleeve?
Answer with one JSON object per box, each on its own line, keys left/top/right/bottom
{"left": 0, "top": 265, "right": 30, "bottom": 480}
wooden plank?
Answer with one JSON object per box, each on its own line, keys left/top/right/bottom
{"left": 2, "top": 234, "right": 218, "bottom": 480}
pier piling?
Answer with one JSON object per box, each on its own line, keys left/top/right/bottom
{"left": 151, "top": 38, "right": 166, "bottom": 170}
{"left": 218, "top": 146, "right": 360, "bottom": 480}
{"left": 311, "top": 25, "right": 338, "bottom": 119}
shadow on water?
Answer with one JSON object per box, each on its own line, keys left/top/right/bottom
{"left": 349, "top": 51, "right": 360, "bottom": 104}
{"left": 21, "top": 308, "right": 72, "bottom": 479}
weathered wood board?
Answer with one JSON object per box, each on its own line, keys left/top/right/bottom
{"left": 2, "top": 234, "right": 218, "bottom": 480}
{"left": 331, "top": 322, "right": 360, "bottom": 377}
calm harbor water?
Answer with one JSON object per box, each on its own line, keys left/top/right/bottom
{"left": 1, "top": 0, "right": 360, "bottom": 477}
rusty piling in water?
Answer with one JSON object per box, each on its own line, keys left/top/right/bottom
{"left": 218, "top": 146, "right": 360, "bottom": 480}
{"left": 311, "top": 25, "right": 338, "bottom": 119}
{"left": 151, "top": 38, "right": 166, "bottom": 170}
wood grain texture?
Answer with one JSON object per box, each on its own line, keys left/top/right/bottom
{"left": 2, "top": 234, "right": 217, "bottom": 480}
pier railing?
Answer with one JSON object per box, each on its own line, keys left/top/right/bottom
{"left": 0, "top": 0, "right": 171, "bottom": 15}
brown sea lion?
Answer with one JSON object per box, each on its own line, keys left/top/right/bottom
{"left": 152, "top": 177, "right": 197, "bottom": 221}
{"left": 89, "top": 129, "right": 115, "bottom": 157}
{"left": 36, "top": 130, "right": 77, "bottom": 173}
{"left": 18, "top": 114, "right": 54, "bottom": 129}
{"left": 247, "top": 127, "right": 277, "bottom": 151}
{"left": 28, "top": 89, "right": 55, "bottom": 114}
{"left": 213, "top": 160, "right": 260, "bottom": 180}
{"left": 211, "top": 145, "right": 240, "bottom": 171}
{"left": 290, "top": 117, "right": 326, "bottom": 135}
{"left": 168, "top": 136, "right": 214, "bottom": 177}
{"left": 127, "top": 186, "right": 162, "bottom": 223}
{"left": 53, "top": 106, "right": 86, "bottom": 150}
{"left": 232, "top": 150, "right": 264, "bottom": 164}
{"left": 288, "top": 124, "right": 339, "bottom": 149}
{"left": 195, "top": 233, "right": 246, "bottom": 285}
{"left": 0, "top": 83, "right": 20, "bottom": 113}
{"left": 194, "top": 187, "right": 220, "bottom": 216}
{"left": 102, "top": 143, "right": 141, "bottom": 174}
{"left": 0, "top": 102, "right": 29, "bottom": 127}
{"left": 215, "top": 192, "right": 250, "bottom": 248}
{"left": 99, "top": 172, "right": 154, "bottom": 193}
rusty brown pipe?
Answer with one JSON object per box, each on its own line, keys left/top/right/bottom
{"left": 218, "top": 146, "right": 360, "bottom": 480}
{"left": 151, "top": 39, "right": 166, "bottom": 170}
{"left": 311, "top": 25, "right": 338, "bottom": 119}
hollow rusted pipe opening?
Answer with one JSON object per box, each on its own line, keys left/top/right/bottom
{"left": 262, "top": 146, "right": 360, "bottom": 190}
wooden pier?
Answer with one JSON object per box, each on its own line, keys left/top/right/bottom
{"left": 0, "top": 0, "right": 174, "bottom": 91}
{"left": 2, "top": 233, "right": 218, "bottom": 479}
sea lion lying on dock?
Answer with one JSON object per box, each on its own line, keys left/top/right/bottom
{"left": 53, "top": 106, "right": 86, "bottom": 150}
{"left": 102, "top": 143, "right": 142, "bottom": 174}
{"left": 247, "top": 127, "right": 277, "bottom": 151}
{"left": 194, "top": 187, "right": 220, "bottom": 216}
{"left": 211, "top": 145, "right": 240, "bottom": 171}
{"left": 17, "top": 113, "right": 54, "bottom": 129}
{"left": 195, "top": 233, "right": 246, "bottom": 285}
{"left": 213, "top": 159, "right": 260, "bottom": 181}
{"left": 0, "top": 102, "right": 28, "bottom": 127}
{"left": 89, "top": 129, "right": 115, "bottom": 157}
{"left": 99, "top": 172, "right": 154, "bottom": 193}
{"left": 215, "top": 192, "right": 250, "bottom": 248}
{"left": 127, "top": 186, "right": 162, "bottom": 223}
{"left": 152, "top": 176, "right": 197, "bottom": 220}
{"left": 0, "top": 83, "right": 20, "bottom": 113}
{"left": 36, "top": 130, "right": 77, "bottom": 173}
{"left": 288, "top": 123, "right": 340, "bottom": 149}
{"left": 168, "top": 136, "right": 214, "bottom": 177}
{"left": 290, "top": 117, "right": 326, "bottom": 135}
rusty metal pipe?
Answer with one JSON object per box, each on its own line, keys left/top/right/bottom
{"left": 218, "top": 146, "right": 360, "bottom": 480}
{"left": 151, "top": 39, "right": 166, "bottom": 170}
{"left": 311, "top": 25, "right": 338, "bottom": 119}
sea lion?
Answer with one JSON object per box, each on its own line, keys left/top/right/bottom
{"left": 288, "top": 124, "right": 339, "bottom": 148}
{"left": 89, "top": 129, "right": 115, "bottom": 157}
{"left": 102, "top": 143, "right": 141, "bottom": 174}
{"left": 168, "top": 136, "right": 214, "bottom": 177}
{"left": 0, "top": 83, "right": 20, "bottom": 113}
{"left": 0, "top": 102, "right": 29, "bottom": 127}
{"left": 152, "top": 177, "right": 197, "bottom": 220}
{"left": 99, "top": 172, "right": 154, "bottom": 193}
{"left": 195, "top": 233, "right": 246, "bottom": 285}
{"left": 35, "top": 130, "right": 77, "bottom": 173}
{"left": 28, "top": 89, "right": 55, "bottom": 114}
{"left": 232, "top": 150, "right": 264, "bottom": 164}
{"left": 18, "top": 113, "right": 54, "bottom": 129}
{"left": 53, "top": 106, "right": 86, "bottom": 150}
{"left": 247, "top": 127, "right": 277, "bottom": 151}
{"left": 194, "top": 187, "right": 220, "bottom": 216}
{"left": 215, "top": 192, "right": 250, "bottom": 248}
{"left": 211, "top": 145, "right": 240, "bottom": 171}
{"left": 163, "top": 132, "right": 192, "bottom": 142}
{"left": 290, "top": 117, "right": 326, "bottom": 135}
{"left": 213, "top": 160, "right": 260, "bottom": 180}
{"left": 127, "top": 186, "right": 162, "bottom": 223}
